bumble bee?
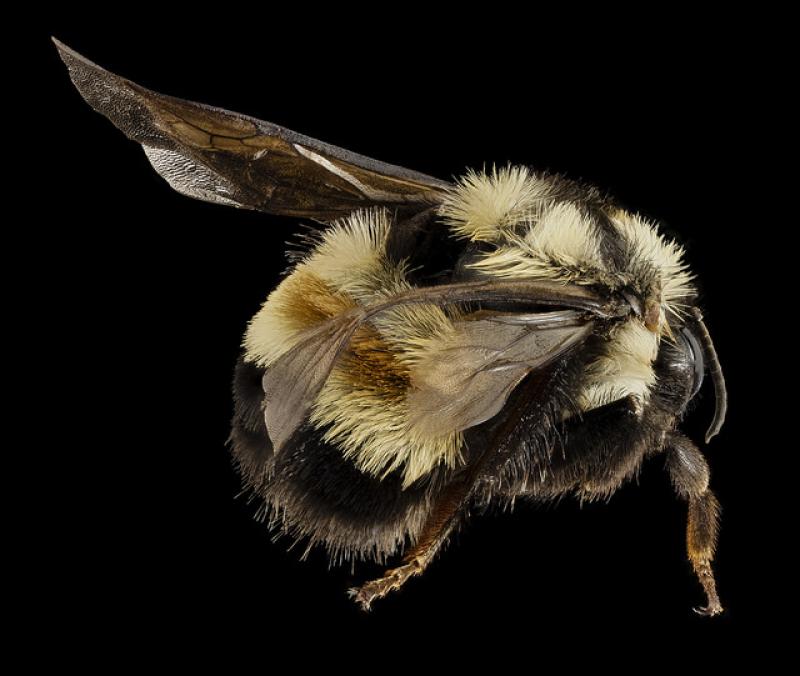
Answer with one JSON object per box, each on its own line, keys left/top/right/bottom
{"left": 55, "top": 38, "right": 727, "bottom": 616}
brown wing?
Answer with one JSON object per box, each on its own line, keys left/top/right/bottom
{"left": 261, "top": 279, "right": 630, "bottom": 453}
{"left": 53, "top": 38, "right": 451, "bottom": 221}
{"left": 406, "top": 311, "right": 593, "bottom": 437}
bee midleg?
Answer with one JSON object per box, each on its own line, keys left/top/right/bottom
{"left": 348, "top": 477, "right": 470, "bottom": 611}
{"left": 665, "top": 432, "right": 723, "bottom": 616}
{"left": 349, "top": 364, "right": 566, "bottom": 611}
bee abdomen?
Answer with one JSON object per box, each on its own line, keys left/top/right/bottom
{"left": 228, "top": 354, "right": 441, "bottom": 563}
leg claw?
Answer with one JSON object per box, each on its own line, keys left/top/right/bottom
{"left": 347, "top": 586, "right": 374, "bottom": 612}
{"left": 693, "top": 603, "right": 724, "bottom": 617}
{"left": 347, "top": 560, "right": 422, "bottom": 612}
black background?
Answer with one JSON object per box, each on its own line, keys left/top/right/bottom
{"left": 33, "top": 15, "right": 777, "bottom": 659}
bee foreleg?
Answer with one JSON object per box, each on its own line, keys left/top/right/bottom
{"left": 666, "top": 432, "right": 723, "bottom": 617}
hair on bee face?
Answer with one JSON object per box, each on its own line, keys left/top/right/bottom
{"left": 57, "top": 39, "right": 728, "bottom": 616}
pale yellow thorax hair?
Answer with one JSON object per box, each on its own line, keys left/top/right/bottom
{"left": 439, "top": 164, "right": 695, "bottom": 413}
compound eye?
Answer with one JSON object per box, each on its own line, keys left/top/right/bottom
{"left": 680, "top": 326, "right": 705, "bottom": 399}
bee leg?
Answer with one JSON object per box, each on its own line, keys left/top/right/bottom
{"left": 348, "top": 478, "right": 469, "bottom": 611}
{"left": 346, "top": 553, "right": 433, "bottom": 612}
{"left": 665, "top": 432, "right": 723, "bottom": 617}
{"left": 350, "top": 367, "right": 560, "bottom": 611}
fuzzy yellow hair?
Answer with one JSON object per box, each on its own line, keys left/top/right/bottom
{"left": 244, "top": 208, "right": 463, "bottom": 488}
{"left": 436, "top": 164, "right": 696, "bottom": 413}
